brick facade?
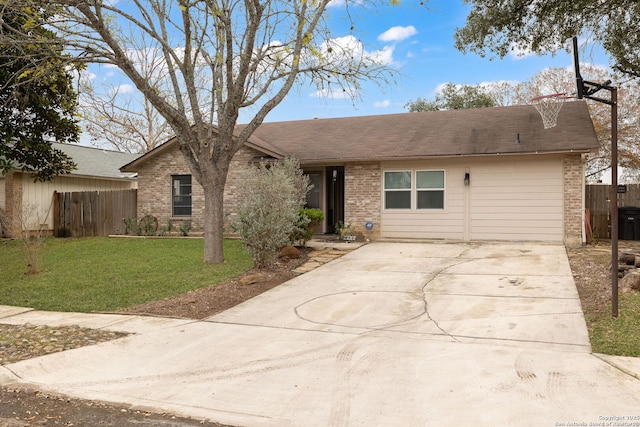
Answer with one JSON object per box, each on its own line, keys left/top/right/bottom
{"left": 563, "top": 154, "right": 585, "bottom": 247}
{"left": 135, "top": 147, "right": 586, "bottom": 245}
{"left": 135, "top": 143, "right": 257, "bottom": 232}
{"left": 344, "top": 162, "right": 381, "bottom": 240}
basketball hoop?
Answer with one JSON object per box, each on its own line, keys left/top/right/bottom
{"left": 529, "top": 93, "right": 573, "bottom": 129}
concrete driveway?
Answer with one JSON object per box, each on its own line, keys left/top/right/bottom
{"left": 2, "top": 241, "right": 640, "bottom": 426}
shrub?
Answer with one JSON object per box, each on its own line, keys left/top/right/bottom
{"left": 291, "top": 208, "right": 324, "bottom": 246}
{"left": 234, "top": 158, "right": 311, "bottom": 268}
{"left": 179, "top": 220, "right": 192, "bottom": 236}
{"left": 139, "top": 214, "right": 158, "bottom": 236}
{"left": 123, "top": 214, "right": 160, "bottom": 236}
{"left": 123, "top": 217, "right": 141, "bottom": 235}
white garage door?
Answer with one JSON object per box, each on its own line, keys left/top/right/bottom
{"left": 469, "top": 156, "right": 563, "bottom": 241}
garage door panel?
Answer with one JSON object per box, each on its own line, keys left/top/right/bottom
{"left": 472, "top": 199, "right": 563, "bottom": 208}
{"left": 471, "top": 192, "right": 562, "bottom": 201}
{"left": 472, "top": 212, "right": 563, "bottom": 221}
{"left": 469, "top": 156, "right": 563, "bottom": 241}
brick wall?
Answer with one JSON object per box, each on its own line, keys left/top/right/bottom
{"left": 135, "top": 143, "right": 258, "bottom": 232}
{"left": 344, "top": 162, "right": 381, "bottom": 240}
{"left": 563, "top": 154, "right": 585, "bottom": 247}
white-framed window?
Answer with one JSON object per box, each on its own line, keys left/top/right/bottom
{"left": 384, "top": 171, "right": 412, "bottom": 209}
{"left": 383, "top": 169, "right": 445, "bottom": 210}
{"left": 172, "top": 175, "right": 192, "bottom": 216}
{"left": 416, "top": 170, "right": 445, "bottom": 209}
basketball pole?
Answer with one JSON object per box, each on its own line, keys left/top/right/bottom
{"left": 572, "top": 36, "right": 619, "bottom": 318}
{"left": 611, "top": 88, "right": 619, "bottom": 318}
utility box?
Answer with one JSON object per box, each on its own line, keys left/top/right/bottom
{"left": 618, "top": 206, "right": 640, "bottom": 240}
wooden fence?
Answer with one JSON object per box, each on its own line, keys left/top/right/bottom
{"left": 586, "top": 184, "right": 640, "bottom": 239}
{"left": 54, "top": 189, "right": 137, "bottom": 237}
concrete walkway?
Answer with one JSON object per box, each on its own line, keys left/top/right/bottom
{"left": 2, "top": 241, "right": 640, "bottom": 426}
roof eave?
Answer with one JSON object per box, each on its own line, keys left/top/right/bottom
{"left": 297, "top": 148, "right": 596, "bottom": 165}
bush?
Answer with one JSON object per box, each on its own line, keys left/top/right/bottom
{"left": 139, "top": 214, "right": 158, "bottom": 236}
{"left": 234, "top": 158, "right": 311, "bottom": 268}
{"left": 291, "top": 208, "right": 324, "bottom": 246}
{"left": 179, "top": 220, "right": 192, "bottom": 236}
{"left": 123, "top": 214, "right": 158, "bottom": 236}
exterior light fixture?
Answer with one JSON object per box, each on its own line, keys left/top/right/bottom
{"left": 464, "top": 173, "right": 470, "bottom": 186}
{"left": 515, "top": 133, "right": 521, "bottom": 144}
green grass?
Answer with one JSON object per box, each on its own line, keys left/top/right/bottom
{"left": 588, "top": 293, "right": 640, "bottom": 357}
{"left": 0, "top": 237, "right": 253, "bottom": 312}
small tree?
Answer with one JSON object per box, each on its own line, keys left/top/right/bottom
{"left": 0, "top": 2, "right": 79, "bottom": 181}
{"left": 234, "top": 158, "right": 311, "bottom": 268}
{"left": 0, "top": 187, "right": 50, "bottom": 275}
{"left": 405, "top": 83, "right": 497, "bottom": 112}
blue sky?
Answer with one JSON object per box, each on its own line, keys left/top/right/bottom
{"left": 80, "top": 0, "right": 612, "bottom": 136}
{"left": 256, "top": 0, "right": 611, "bottom": 123}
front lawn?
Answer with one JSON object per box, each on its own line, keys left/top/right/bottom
{"left": 0, "top": 237, "right": 253, "bottom": 313}
{"left": 587, "top": 293, "right": 640, "bottom": 357}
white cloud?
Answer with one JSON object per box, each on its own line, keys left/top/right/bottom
{"left": 79, "top": 70, "right": 96, "bottom": 81}
{"left": 320, "top": 36, "right": 395, "bottom": 66}
{"left": 327, "top": 0, "right": 345, "bottom": 7}
{"left": 116, "top": 84, "right": 135, "bottom": 94}
{"left": 374, "top": 100, "right": 390, "bottom": 108}
{"left": 377, "top": 26, "right": 417, "bottom": 43}
{"left": 310, "top": 87, "right": 356, "bottom": 99}
{"left": 367, "top": 45, "right": 395, "bottom": 65}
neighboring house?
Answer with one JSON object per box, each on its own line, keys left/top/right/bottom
{"left": 120, "top": 102, "right": 600, "bottom": 246}
{"left": 1, "top": 143, "right": 140, "bottom": 236}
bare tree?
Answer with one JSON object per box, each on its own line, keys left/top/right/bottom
{"left": 79, "top": 74, "right": 173, "bottom": 153}
{"left": 513, "top": 66, "right": 640, "bottom": 181}
{"left": 9, "top": 0, "right": 395, "bottom": 263}
{"left": 0, "top": 186, "right": 51, "bottom": 275}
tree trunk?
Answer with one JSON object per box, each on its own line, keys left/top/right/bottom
{"left": 201, "top": 168, "right": 228, "bottom": 264}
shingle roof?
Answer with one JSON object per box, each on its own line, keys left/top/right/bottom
{"left": 54, "top": 143, "right": 140, "bottom": 180}
{"left": 121, "top": 101, "right": 600, "bottom": 172}
{"left": 243, "top": 101, "right": 599, "bottom": 164}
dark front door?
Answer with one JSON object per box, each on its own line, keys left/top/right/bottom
{"left": 326, "top": 166, "right": 344, "bottom": 233}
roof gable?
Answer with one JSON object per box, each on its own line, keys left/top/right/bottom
{"left": 120, "top": 131, "right": 287, "bottom": 173}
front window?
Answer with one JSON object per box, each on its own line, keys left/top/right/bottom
{"left": 416, "top": 170, "right": 445, "bottom": 209}
{"left": 172, "top": 175, "right": 192, "bottom": 216}
{"left": 384, "top": 171, "right": 412, "bottom": 209}
{"left": 383, "top": 170, "right": 446, "bottom": 210}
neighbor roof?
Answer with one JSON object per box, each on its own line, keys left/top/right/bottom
{"left": 243, "top": 101, "right": 599, "bottom": 164}
{"left": 54, "top": 143, "right": 140, "bottom": 180}
{"left": 121, "top": 101, "right": 599, "bottom": 172}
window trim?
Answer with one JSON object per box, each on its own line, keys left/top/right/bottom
{"left": 382, "top": 169, "right": 446, "bottom": 211}
{"left": 383, "top": 170, "right": 412, "bottom": 210}
{"left": 416, "top": 170, "right": 445, "bottom": 210}
{"left": 171, "top": 175, "right": 192, "bottom": 217}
